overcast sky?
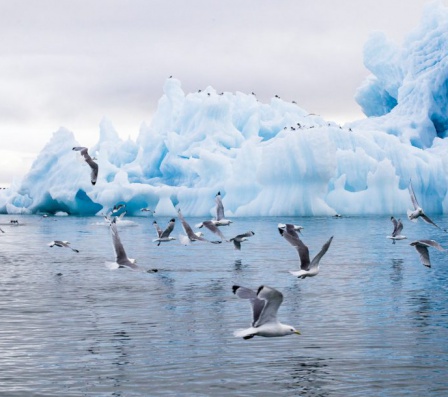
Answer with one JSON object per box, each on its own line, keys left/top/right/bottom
{"left": 0, "top": 0, "right": 442, "bottom": 186}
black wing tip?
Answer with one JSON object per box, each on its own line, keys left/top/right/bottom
{"left": 216, "top": 191, "right": 221, "bottom": 196}
{"left": 169, "top": 218, "right": 176, "bottom": 222}
{"left": 256, "top": 285, "right": 265, "bottom": 295}
{"left": 278, "top": 228, "right": 285, "bottom": 236}
{"left": 232, "top": 285, "right": 240, "bottom": 294}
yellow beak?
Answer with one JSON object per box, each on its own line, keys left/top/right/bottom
{"left": 294, "top": 330, "right": 301, "bottom": 335}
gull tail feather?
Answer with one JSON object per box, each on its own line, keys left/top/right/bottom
{"left": 233, "top": 328, "right": 255, "bottom": 338}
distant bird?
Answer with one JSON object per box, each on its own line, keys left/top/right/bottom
{"left": 141, "top": 207, "right": 155, "bottom": 213}
{"left": 279, "top": 224, "right": 333, "bottom": 279}
{"left": 177, "top": 209, "right": 218, "bottom": 244}
{"left": 407, "top": 180, "right": 445, "bottom": 231}
{"left": 112, "top": 204, "right": 125, "bottom": 213}
{"left": 229, "top": 231, "right": 255, "bottom": 250}
{"left": 0, "top": 227, "right": 4, "bottom": 233}
{"left": 10, "top": 220, "right": 19, "bottom": 224}
{"left": 48, "top": 240, "right": 79, "bottom": 252}
{"left": 410, "top": 239, "right": 446, "bottom": 268}
{"left": 152, "top": 219, "right": 176, "bottom": 246}
{"left": 232, "top": 285, "right": 300, "bottom": 339}
{"left": 72, "top": 146, "right": 98, "bottom": 185}
{"left": 387, "top": 216, "right": 407, "bottom": 244}
{"left": 196, "top": 191, "right": 232, "bottom": 228}
{"left": 278, "top": 223, "right": 303, "bottom": 233}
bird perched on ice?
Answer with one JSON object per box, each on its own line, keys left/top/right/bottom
{"left": 407, "top": 180, "right": 445, "bottom": 231}
{"left": 232, "top": 285, "right": 300, "bottom": 339}
{"left": 279, "top": 224, "right": 333, "bottom": 279}
{"left": 72, "top": 146, "right": 98, "bottom": 185}
{"left": 229, "top": 231, "right": 255, "bottom": 250}
{"left": 410, "top": 239, "right": 446, "bottom": 268}
{"left": 387, "top": 216, "right": 407, "bottom": 244}
{"left": 48, "top": 240, "right": 79, "bottom": 252}
{"left": 196, "top": 191, "right": 232, "bottom": 228}
{"left": 152, "top": 219, "right": 176, "bottom": 246}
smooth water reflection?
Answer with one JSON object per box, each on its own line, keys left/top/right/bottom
{"left": 0, "top": 214, "right": 447, "bottom": 396}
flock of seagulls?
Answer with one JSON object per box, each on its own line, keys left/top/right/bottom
{"left": 30, "top": 148, "right": 448, "bottom": 340}
{"left": 389, "top": 180, "right": 447, "bottom": 268}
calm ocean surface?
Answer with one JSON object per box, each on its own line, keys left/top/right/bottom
{"left": 0, "top": 213, "right": 447, "bottom": 397}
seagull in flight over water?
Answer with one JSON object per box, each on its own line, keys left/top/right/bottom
{"left": 177, "top": 209, "right": 221, "bottom": 244}
{"left": 407, "top": 180, "right": 446, "bottom": 231}
{"left": 410, "top": 239, "right": 446, "bottom": 268}
{"left": 196, "top": 191, "right": 232, "bottom": 228}
{"left": 279, "top": 224, "right": 333, "bottom": 279}
{"left": 48, "top": 240, "right": 79, "bottom": 252}
{"left": 72, "top": 146, "right": 99, "bottom": 185}
{"left": 109, "top": 218, "right": 158, "bottom": 272}
{"left": 152, "top": 219, "right": 176, "bottom": 246}
{"left": 232, "top": 285, "right": 300, "bottom": 339}
{"left": 387, "top": 216, "right": 407, "bottom": 244}
{"left": 229, "top": 231, "right": 255, "bottom": 250}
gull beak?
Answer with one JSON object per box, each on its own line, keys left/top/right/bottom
{"left": 294, "top": 330, "right": 301, "bottom": 335}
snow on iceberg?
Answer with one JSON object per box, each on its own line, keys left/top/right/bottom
{"left": 1, "top": 2, "right": 447, "bottom": 217}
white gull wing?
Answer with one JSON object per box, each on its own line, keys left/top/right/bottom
{"left": 233, "top": 285, "right": 284, "bottom": 327}
{"left": 309, "top": 236, "right": 334, "bottom": 268}
{"left": 153, "top": 221, "right": 163, "bottom": 238}
{"left": 177, "top": 209, "right": 209, "bottom": 242}
{"left": 161, "top": 219, "right": 175, "bottom": 238}
{"left": 278, "top": 225, "right": 311, "bottom": 270}
{"left": 110, "top": 219, "right": 138, "bottom": 269}
{"left": 202, "top": 220, "right": 226, "bottom": 241}
{"left": 408, "top": 180, "right": 420, "bottom": 210}
{"left": 215, "top": 191, "right": 225, "bottom": 221}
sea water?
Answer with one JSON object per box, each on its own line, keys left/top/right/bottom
{"left": 0, "top": 214, "right": 447, "bottom": 396}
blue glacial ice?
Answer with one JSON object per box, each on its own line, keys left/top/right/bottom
{"left": 1, "top": 2, "right": 447, "bottom": 217}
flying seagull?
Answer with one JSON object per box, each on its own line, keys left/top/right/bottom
{"left": 177, "top": 208, "right": 220, "bottom": 244}
{"left": 232, "top": 285, "right": 300, "bottom": 339}
{"left": 229, "top": 231, "right": 255, "bottom": 250}
{"left": 202, "top": 220, "right": 227, "bottom": 242}
{"left": 48, "top": 240, "right": 79, "bottom": 252}
{"left": 407, "top": 180, "right": 445, "bottom": 231}
{"left": 72, "top": 146, "right": 99, "bottom": 185}
{"left": 278, "top": 223, "right": 304, "bottom": 233}
{"left": 196, "top": 191, "right": 232, "bottom": 228}
{"left": 410, "top": 239, "right": 446, "bottom": 268}
{"left": 387, "top": 216, "right": 407, "bottom": 244}
{"left": 109, "top": 217, "right": 139, "bottom": 270}
{"left": 152, "top": 219, "right": 176, "bottom": 246}
{"left": 279, "top": 224, "right": 333, "bottom": 279}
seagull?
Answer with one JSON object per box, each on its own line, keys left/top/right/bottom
{"left": 202, "top": 220, "right": 228, "bottom": 242}
{"left": 196, "top": 191, "right": 232, "bottom": 228}
{"left": 109, "top": 217, "right": 154, "bottom": 271}
{"left": 410, "top": 239, "right": 446, "bottom": 268}
{"left": 72, "top": 146, "right": 98, "bottom": 185}
{"left": 141, "top": 207, "right": 155, "bottom": 213}
{"left": 279, "top": 224, "right": 333, "bottom": 278}
{"left": 229, "top": 231, "right": 255, "bottom": 250}
{"left": 232, "top": 285, "right": 300, "bottom": 339}
{"left": 112, "top": 204, "right": 125, "bottom": 213}
{"left": 48, "top": 240, "right": 79, "bottom": 252}
{"left": 387, "top": 216, "right": 407, "bottom": 244}
{"left": 407, "top": 180, "right": 445, "bottom": 231}
{"left": 152, "top": 219, "right": 176, "bottom": 246}
{"left": 278, "top": 223, "right": 304, "bottom": 233}
{"left": 177, "top": 208, "right": 220, "bottom": 244}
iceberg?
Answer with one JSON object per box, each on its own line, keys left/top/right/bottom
{"left": 1, "top": 2, "right": 447, "bottom": 217}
